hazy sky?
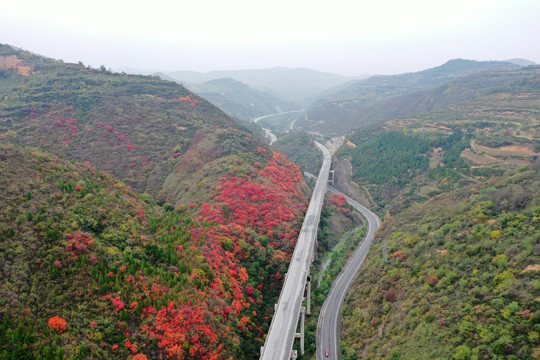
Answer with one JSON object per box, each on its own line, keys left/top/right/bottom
{"left": 1, "top": 0, "right": 539, "bottom": 76}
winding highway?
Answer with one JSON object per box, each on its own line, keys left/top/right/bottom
{"left": 263, "top": 128, "right": 278, "bottom": 145}
{"left": 260, "top": 142, "right": 331, "bottom": 360}
{"left": 253, "top": 110, "right": 305, "bottom": 143}
{"left": 317, "top": 186, "right": 381, "bottom": 360}
{"left": 252, "top": 110, "right": 305, "bottom": 124}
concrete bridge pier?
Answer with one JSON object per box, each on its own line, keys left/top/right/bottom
{"left": 328, "top": 170, "right": 335, "bottom": 185}
{"left": 294, "top": 306, "right": 306, "bottom": 356}
{"left": 304, "top": 276, "right": 311, "bottom": 315}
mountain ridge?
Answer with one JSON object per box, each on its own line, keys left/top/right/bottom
{"left": 326, "top": 65, "right": 540, "bottom": 130}
{"left": 164, "top": 66, "right": 356, "bottom": 104}
{"left": 299, "top": 59, "right": 523, "bottom": 134}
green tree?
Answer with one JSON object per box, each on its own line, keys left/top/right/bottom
{"left": 453, "top": 345, "right": 472, "bottom": 360}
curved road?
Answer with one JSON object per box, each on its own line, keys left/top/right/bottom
{"left": 263, "top": 128, "right": 278, "bottom": 145}
{"left": 317, "top": 186, "right": 381, "bottom": 360}
{"left": 253, "top": 110, "right": 305, "bottom": 141}
{"left": 252, "top": 109, "right": 305, "bottom": 124}
{"left": 260, "top": 142, "right": 331, "bottom": 360}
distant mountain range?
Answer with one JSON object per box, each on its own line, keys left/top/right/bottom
{"left": 319, "top": 65, "right": 540, "bottom": 132}
{"left": 297, "top": 59, "right": 531, "bottom": 134}
{"left": 114, "top": 66, "right": 358, "bottom": 123}
{"left": 115, "top": 66, "right": 359, "bottom": 105}
{"left": 504, "top": 58, "right": 537, "bottom": 66}
{"left": 181, "top": 77, "right": 300, "bottom": 121}
{"left": 117, "top": 60, "right": 537, "bottom": 131}
{"left": 164, "top": 67, "right": 357, "bottom": 104}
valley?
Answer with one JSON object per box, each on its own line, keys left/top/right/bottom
{"left": 1, "top": 42, "right": 539, "bottom": 360}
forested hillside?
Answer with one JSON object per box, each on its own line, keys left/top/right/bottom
{"left": 0, "top": 44, "right": 270, "bottom": 209}
{"left": 299, "top": 59, "right": 522, "bottom": 134}
{"left": 0, "top": 142, "right": 307, "bottom": 359}
{"left": 342, "top": 165, "right": 539, "bottom": 359}
{"left": 335, "top": 64, "right": 540, "bottom": 359}
{"left": 0, "top": 44, "right": 311, "bottom": 359}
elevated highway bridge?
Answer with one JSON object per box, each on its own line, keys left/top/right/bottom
{"left": 260, "top": 142, "right": 331, "bottom": 360}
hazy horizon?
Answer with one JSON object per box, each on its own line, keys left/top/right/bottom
{"left": 1, "top": 0, "right": 539, "bottom": 76}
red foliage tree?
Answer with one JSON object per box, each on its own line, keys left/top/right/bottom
{"left": 48, "top": 316, "right": 67, "bottom": 333}
{"left": 427, "top": 275, "right": 439, "bottom": 286}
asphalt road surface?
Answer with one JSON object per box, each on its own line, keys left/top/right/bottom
{"left": 317, "top": 186, "right": 381, "bottom": 360}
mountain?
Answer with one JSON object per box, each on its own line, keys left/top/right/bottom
{"left": 151, "top": 71, "right": 179, "bottom": 82}
{"left": 299, "top": 59, "right": 522, "bottom": 134}
{"left": 183, "top": 77, "right": 300, "bottom": 121}
{"left": 0, "top": 43, "right": 279, "bottom": 208}
{"left": 331, "top": 66, "right": 540, "bottom": 359}
{"left": 0, "top": 43, "right": 310, "bottom": 359}
{"left": 504, "top": 58, "right": 537, "bottom": 66}
{"left": 326, "top": 65, "right": 540, "bottom": 131}
{"left": 166, "top": 67, "right": 355, "bottom": 104}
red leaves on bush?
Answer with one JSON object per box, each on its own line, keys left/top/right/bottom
{"left": 177, "top": 95, "right": 199, "bottom": 108}
{"left": 48, "top": 316, "right": 67, "bottom": 333}
{"left": 427, "top": 275, "right": 439, "bottom": 286}
{"left": 142, "top": 302, "right": 219, "bottom": 359}
{"left": 115, "top": 299, "right": 126, "bottom": 312}
{"left": 65, "top": 233, "right": 94, "bottom": 258}
{"left": 245, "top": 286, "right": 255, "bottom": 296}
{"left": 385, "top": 287, "right": 396, "bottom": 303}
{"left": 516, "top": 309, "right": 531, "bottom": 319}
{"left": 329, "top": 193, "right": 349, "bottom": 212}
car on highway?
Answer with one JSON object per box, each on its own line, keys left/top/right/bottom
{"left": 325, "top": 349, "right": 329, "bottom": 357}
